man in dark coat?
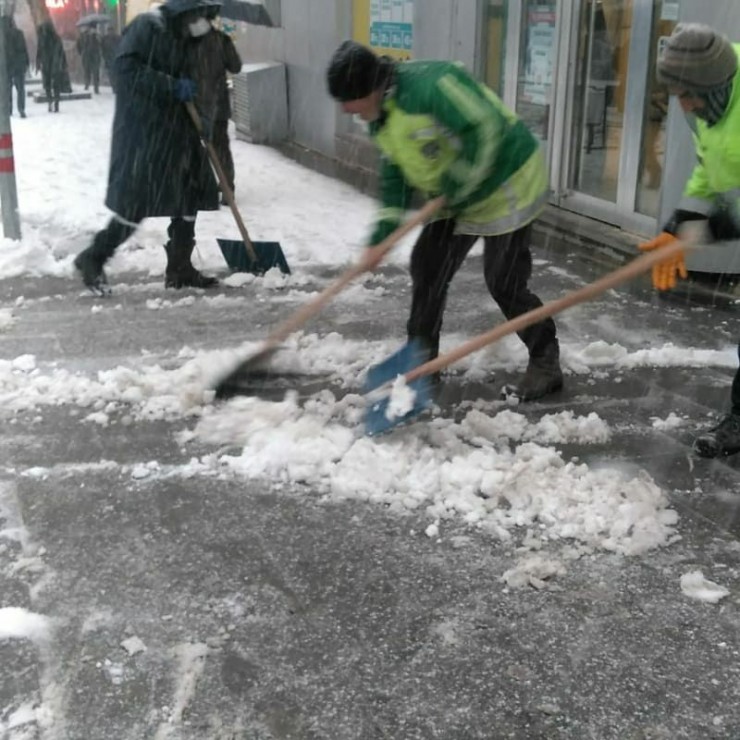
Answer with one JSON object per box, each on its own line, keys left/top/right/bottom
{"left": 2, "top": 16, "right": 29, "bottom": 118}
{"left": 73, "top": 0, "right": 221, "bottom": 292}
{"left": 190, "top": 12, "right": 241, "bottom": 201}
{"left": 76, "top": 26, "right": 102, "bottom": 94}
{"left": 36, "top": 20, "right": 67, "bottom": 113}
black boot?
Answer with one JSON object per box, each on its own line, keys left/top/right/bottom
{"left": 74, "top": 247, "right": 110, "bottom": 294}
{"left": 503, "top": 342, "right": 563, "bottom": 402}
{"left": 693, "top": 414, "right": 740, "bottom": 458}
{"left": 164, "top": 240, "right": 218, "bottom": 289}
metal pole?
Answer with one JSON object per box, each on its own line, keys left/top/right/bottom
{"left": 0, "top": 4, "right": 21, "bottom": 240}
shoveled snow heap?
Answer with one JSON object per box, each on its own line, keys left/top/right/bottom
{"left": 192, "top": 391, "right": 679, "bottom": 557}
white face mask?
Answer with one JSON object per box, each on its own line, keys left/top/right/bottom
{"left": 189, "top": 18, "right": 211, "bottom": 37}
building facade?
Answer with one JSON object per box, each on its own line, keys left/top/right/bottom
{"left": 230, "top": 0, "right": 740, "bottom": 271}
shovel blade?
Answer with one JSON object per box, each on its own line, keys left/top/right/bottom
{"left": 363, "top": 339, "right": 433, "bottom": 436}
{"left": 218, "top": 239, "right": 291, "bottom": 275}
{"left": 212, "top": 346, "right": 281, "bottom": 400}
{"left": 364, "top": 375, "right": 432, "bottom": 436}
{"left": 363, "top": 340, "right": 430, "bottom": 393}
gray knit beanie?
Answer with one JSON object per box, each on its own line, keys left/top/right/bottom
{"left": 657, "top": 23, "right": 737, "bottom": 92}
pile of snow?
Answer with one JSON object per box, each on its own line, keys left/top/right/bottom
{"left": 0, "top": 606, "right": 51, "bottom": 642}
{"left": 192, "top": 392, "right": 679, "bottom": 556}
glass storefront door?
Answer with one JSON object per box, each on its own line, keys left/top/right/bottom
{"left": 490, "top": 0, "right": 667, "bottom": 232}
{"left": 635, "top": 2, "right": 677, "bottom": 217}
{"left": 570, "top": 0, "right": 629, "bottom": 203}
{"left": 559, "top": 0, "right": 660, "bottom": 232}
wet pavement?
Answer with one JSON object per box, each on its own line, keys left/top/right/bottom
{"left": 2, "top": 241, "right": 740, "bottom": 739}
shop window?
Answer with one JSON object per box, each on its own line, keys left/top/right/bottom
{"left": 516, "top": 1, "right": 557, "bottom": 149}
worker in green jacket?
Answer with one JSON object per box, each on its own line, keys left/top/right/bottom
{"left": 326, "top": 41, "right": 562, "bottom": 402}
{"left": 639, "top": 24, "right": 740, "bottom": 458}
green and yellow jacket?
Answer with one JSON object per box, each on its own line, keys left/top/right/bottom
{"left": 367, "top": 59, "right": 548, "bottom": 245}
{"left": 680, "top": 44, "right": 740, "bottom": 220}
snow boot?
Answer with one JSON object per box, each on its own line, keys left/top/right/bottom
{"left": 693, "top": 414, "right": 740, "bottom": 458}
{"left": 502, "top": 342, "right": 563, "bottom": 402}
{"left": 74, "top": 247, "right": 110, "bottom": 295}
{"left": 164, "top": 240, "right": 218, "bottom": 289}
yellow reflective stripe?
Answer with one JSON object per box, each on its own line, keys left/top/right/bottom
{"left": 409, "top": 126, "right": 440, "bottom": 139}
{"left": 437, "top": 74, "right": 498, "bottom": 202}
{"left": 455, "top": 190, "right": 548, "bottom": 236}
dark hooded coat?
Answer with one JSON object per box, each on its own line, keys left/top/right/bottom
{"left": 105, "top": 0, "right": 219, "bottom": 220}
{"left": 36, "top": 21, "right": 67, "bottom": 86}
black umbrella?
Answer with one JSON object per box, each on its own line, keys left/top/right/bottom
{"left": 76, "top": 13, "right": 111, "bottom": 28}
{"left": 219, "top": 0, "right": 273, "bottom": 26}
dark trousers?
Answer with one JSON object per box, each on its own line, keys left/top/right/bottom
{"left": 41, "top": 71, "right": 62, "bottom": 109}
{"left": 732, "top": 343, "right": 740, "bottom": 416}
{"left": 83, "top": 62, "right": 99, "bottom": 93}
{"left": 212, "top": 118, "right": 235, "bottom": 193}
{"left": 406, "top": 219, "right": 557, "bottom": 359}
{"left": 8, "top": 74, "right": 25, "bottom": 115}
{"left": 89, "top": 216, "right": 195, "bottom": 261}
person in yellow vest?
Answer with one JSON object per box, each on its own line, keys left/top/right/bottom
{"left": 326, "top": 41, "right": 562, "bottom": 402}
{"left": 639, "top": 23, "right": 740, "bottom": 457}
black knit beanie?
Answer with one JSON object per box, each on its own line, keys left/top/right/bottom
{"left": 327, "top": 40, "right": 394, "bottom": 102}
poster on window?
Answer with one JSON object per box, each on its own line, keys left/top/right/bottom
{"left": 521, "top": 4, "right": 556, "bottom": 106}
{"left": 368, "top": 0, "right": 413, "bottom": 59}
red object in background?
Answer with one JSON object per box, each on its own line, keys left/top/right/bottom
{"left": 45, "top": 0, "right": 84, "bottom": 38}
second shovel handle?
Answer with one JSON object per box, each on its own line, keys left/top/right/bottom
{"left": 185, "top": 101, "right": 259, "bottom": 263}
{"left": 404, "top": 238, "right": 694, "bottom": 383}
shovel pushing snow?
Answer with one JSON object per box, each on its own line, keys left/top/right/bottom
{"left": 185, "top": 101, "right": 290, "bottom": 276}
{"left": 212, "top": 197, "right": 446, "bottom": 399}
{"left": 364, "top": 236, "right": 697, "bottom": 436}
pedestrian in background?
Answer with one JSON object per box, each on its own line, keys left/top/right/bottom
{"left": 326, "top": 41, "right": 563, "bottom": 402}
{"left": 73, "top": 0, "right": 221, "bottom": 293}
{"left": 639, "top": 23, "right": 740, "bottom": 458}
{"left": 2, "top": 16, "right": 29, "bottom": 118}
{"left": 36, "top": 20, "right": 67, "bottom": 113}
{"left": 77, "top": 26, "right": 101, "bottom": 94}
{"left": 190, "top": 7, "right": 241, "bottom": 203}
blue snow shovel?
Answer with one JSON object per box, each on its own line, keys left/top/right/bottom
{"left": 212, "top": 197, "right": 446, "bottom": 399}
{"left": 364, "top": 339, "right": 435, "bottom": 436}
{"left": 185, "top": 102, "right": 290, "bottom": 276}
{"left": 364, "top": 235, "right": 698, "bottom": 436}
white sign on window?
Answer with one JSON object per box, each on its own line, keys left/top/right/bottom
{"left": 661, "top": 1, "right": 680, "bottom": 22}
{"left": 370, "top": 0, "right": 413, "bottom": 54}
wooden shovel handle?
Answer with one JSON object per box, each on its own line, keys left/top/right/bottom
{"left": 185, "top": 101, "right": 259, "bottom": 263}
{"left": 261, "top": 197, "right": 446, "bottom": 349}
{"left": 404, "top": 238, "right": 694, "bottom": 383}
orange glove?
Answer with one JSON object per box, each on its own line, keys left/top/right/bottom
{"left": 638, "top": 232, "right": 687, "bottom": 291}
